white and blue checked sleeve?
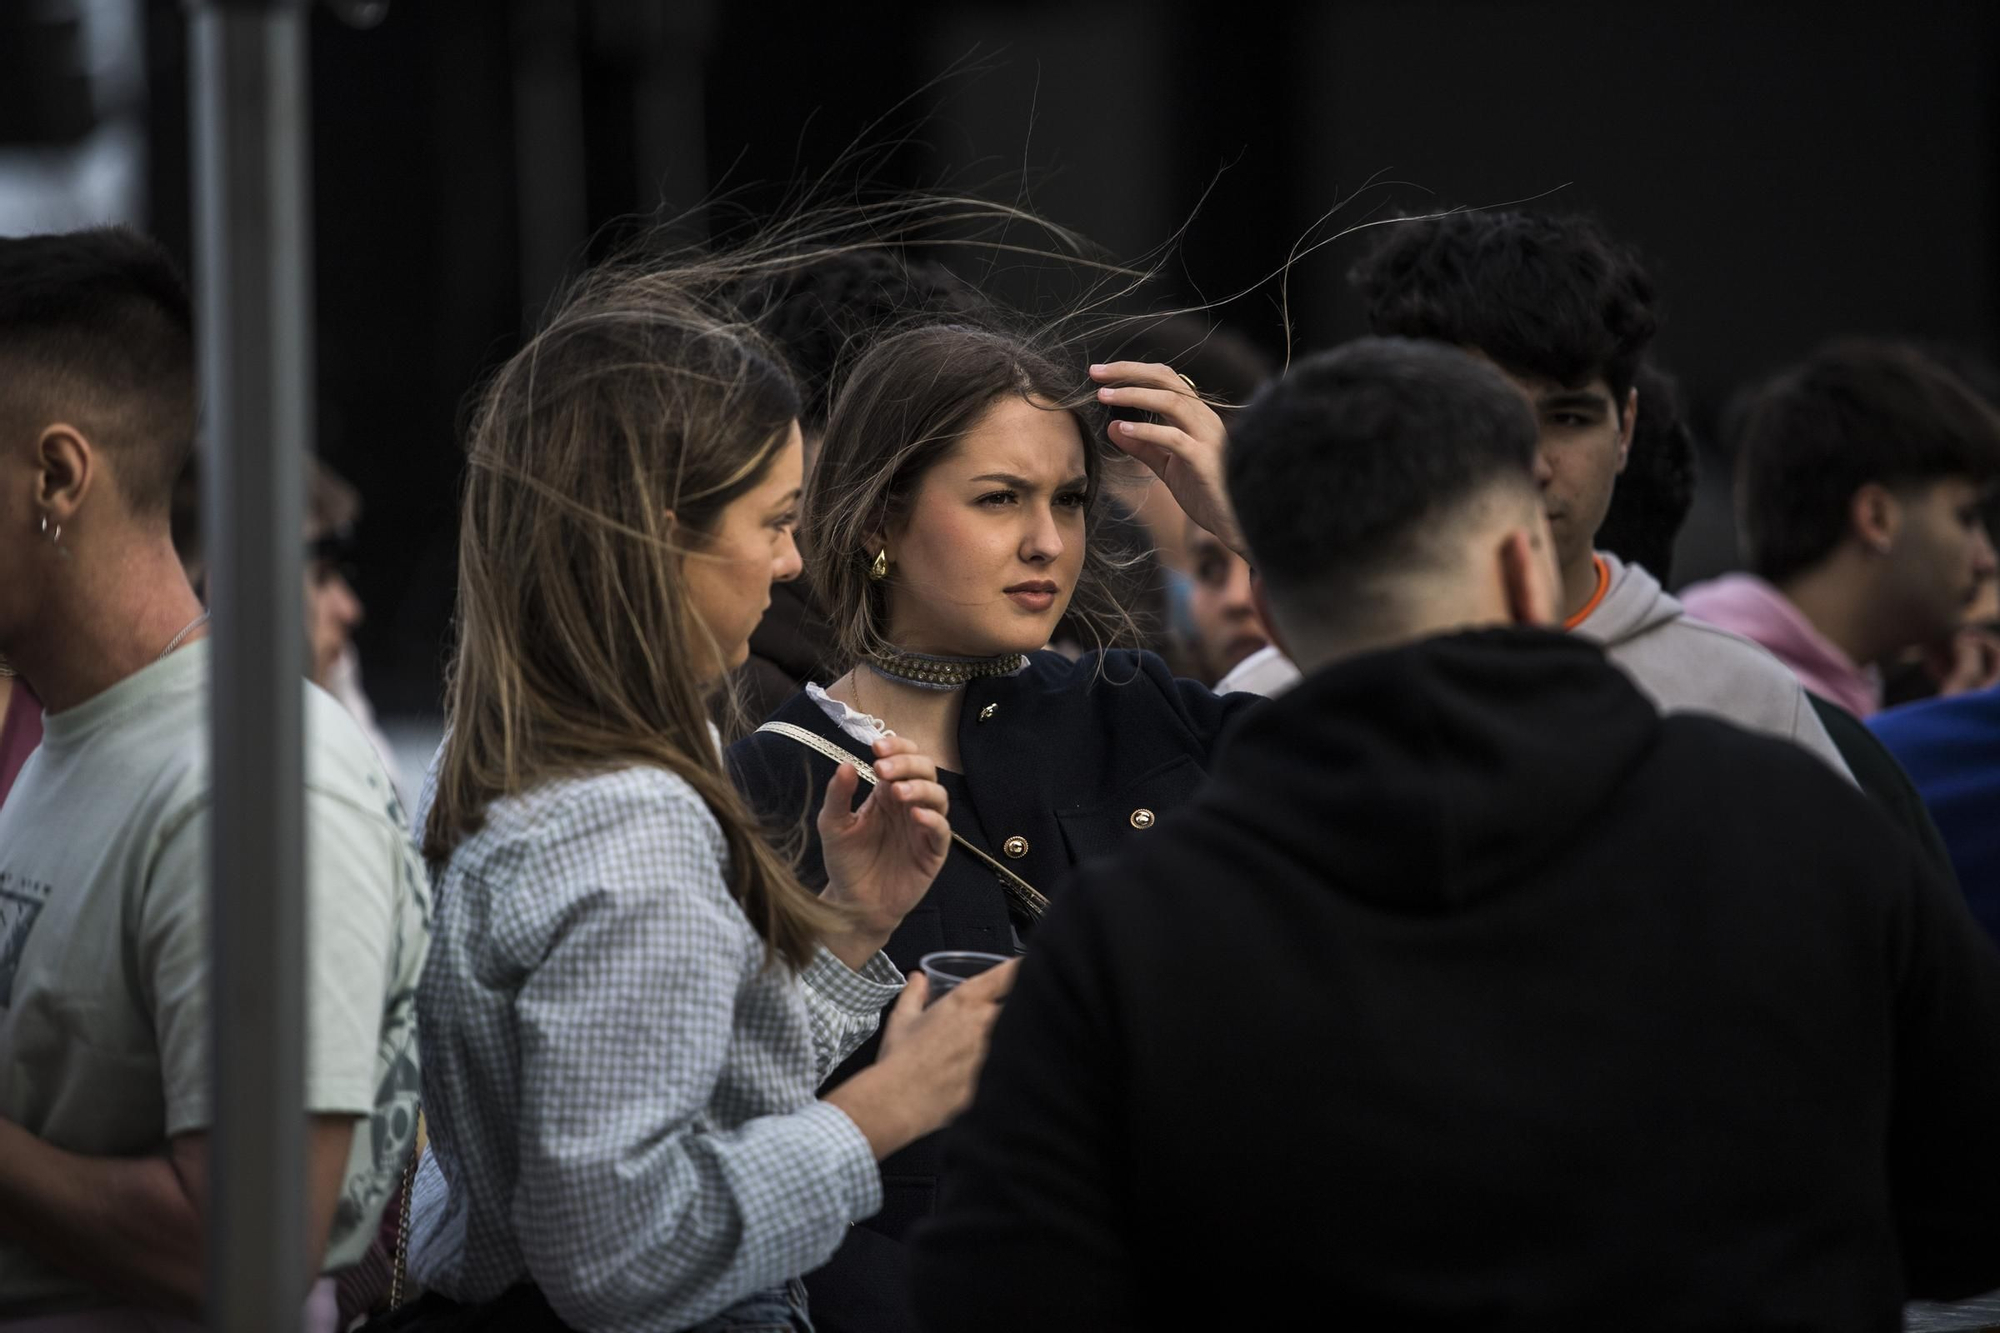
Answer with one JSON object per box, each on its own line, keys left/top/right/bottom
{"left": 503, "top": 777, "right": 879, "bottom": 1330}
{"left": 800, "top": 947, "right": 903, "bottom": 1084}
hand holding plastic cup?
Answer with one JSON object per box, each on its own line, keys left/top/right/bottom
{"left": 918, "top": 951, "right": 1010, "bottom": 1004}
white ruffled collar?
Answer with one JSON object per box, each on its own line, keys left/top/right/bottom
{"left": 804, "top": 681, "right": 893, "bottom": 748}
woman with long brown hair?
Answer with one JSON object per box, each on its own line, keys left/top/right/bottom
{"left": 400, "top": 259, "right": 1011, "bottom": 1333}
{"left": 727, "top": 319, "right": 1257, "bottom": 1332}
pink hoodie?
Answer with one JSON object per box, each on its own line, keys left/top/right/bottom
{"left": 0, "top": 677, "right": 41, "bottom": 807}
{"left": 1678, "top": 573, "right": 1882, "bottom": 719}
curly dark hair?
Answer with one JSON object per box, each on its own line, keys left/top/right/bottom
{"left": 732, "top": 249, "right": 989, "bottom": 436}
{"left": 1348, "top": 210, "right": 1659, "bottom": 409}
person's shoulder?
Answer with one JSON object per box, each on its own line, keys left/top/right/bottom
{"left": 1873, "top": 686, "right": 2000, "bottom": 749}
{"left": 520, "top": 764, "right": 720, "bottom": 836}
{"left": 1653, "top": 707, "right": 1878, "bottom": 814}
{"left": 1650, "top": 611, "right": 1798, "bottom": 675}
{"left": 303, "top": 682, "right": 408, "bottom": 826}
{"left": 1613, "top": 611, "right": 1814, "bottom": 709}
{"left": 463, "top": 764, "right": 730, "bottom": 891}
{"left": 446, "top": 767, "right": 745, "bottom": 958}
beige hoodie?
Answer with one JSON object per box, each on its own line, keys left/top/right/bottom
{"left": 1572, "top": 552, "right": 1852, "bottom": 780}
{"left": 1219, "top": 552, "right": 1852, "bottom": 782}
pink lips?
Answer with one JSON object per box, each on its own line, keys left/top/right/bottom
{"left": 1005, "top": 581, "right": 1059, "bottom": 613}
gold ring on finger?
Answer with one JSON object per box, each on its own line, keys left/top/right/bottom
{"left": 1175, "top": 372, "right": 1199, "bottom": 394}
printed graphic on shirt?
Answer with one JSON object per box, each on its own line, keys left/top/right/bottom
{"left": 0, "top": 873, "right": 52, "bottom": 1009}
{"left": 334, "top": 983, "right": 422, "bottom": 1240}
{"left": 330, "top": 774, "right": 432, "bottom": 1247}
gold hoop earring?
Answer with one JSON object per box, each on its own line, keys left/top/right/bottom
{"left": 868, "top": 549, "right": 889, "bottom": 581}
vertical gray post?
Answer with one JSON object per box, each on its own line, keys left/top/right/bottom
{"left": 188, "top": 2, "right": 312, "bottom": 1328}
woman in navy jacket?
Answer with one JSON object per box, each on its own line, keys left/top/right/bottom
{"left": 728, "top": 322, "right": 1260, "bottom": 1332}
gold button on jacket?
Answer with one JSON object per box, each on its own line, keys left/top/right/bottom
{"left": 1129, "top": 808, "right": 1156, "bottom": 829}
{"left": 1003, "top": 835, "right": 1029, "bottom": 859}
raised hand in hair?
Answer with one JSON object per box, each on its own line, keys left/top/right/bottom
{"left": 1090, "top": 360, "right": 1247, "bottom": 561}
{"left": 817, "top": 734, "right": 951, "bottom": 971}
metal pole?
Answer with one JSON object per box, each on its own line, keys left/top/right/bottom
{"left": 188, "top": 2, "right": 311, "bottom": 1328}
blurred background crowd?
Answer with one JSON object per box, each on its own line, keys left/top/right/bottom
{"left": 7, "top": 0, "right": 1998, "bottom": 774}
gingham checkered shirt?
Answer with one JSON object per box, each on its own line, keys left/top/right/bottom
{"left": 406, "top": 763, "right": 902, "bottom": 1331}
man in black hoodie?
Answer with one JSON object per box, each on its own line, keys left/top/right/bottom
{"left": 910, "top": 338, "right": 2000, "bottom": 1332}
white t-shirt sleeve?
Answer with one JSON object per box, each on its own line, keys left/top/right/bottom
{"left": 302, "top": 786, "right": 403, "bottom": 1118}
{"left": 137, "top": 787, "right": 405, "bottom": 1136}
{"left": 137, "top": 806, "right": 213, "bottom": 1137}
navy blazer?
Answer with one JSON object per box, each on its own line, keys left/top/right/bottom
{"left": 726, "top": 649, "right": 1260, "bottom": 1331}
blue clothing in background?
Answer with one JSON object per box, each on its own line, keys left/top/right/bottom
{"left": 1872, "top": 689, "right": 2000, "bottom": 945}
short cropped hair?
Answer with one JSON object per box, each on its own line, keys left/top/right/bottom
{"left": 1349, "top": 210, "right": 1658, "bottom": 409}
{"left": 1596, "top": 361, "right": 1698, "bottom": 583}
{"left": 1734, "top": 340, "right": 2000, "bottom": 584}
{"left": 1226, "top": 337, "right": 1539, "bottom": 598}
{"left": 0, "top": 227, "right": 195, "bottom": 515}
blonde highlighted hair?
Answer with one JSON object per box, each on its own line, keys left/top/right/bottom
{"left": 424, "top": 259, "right": 838, "bottom": 970}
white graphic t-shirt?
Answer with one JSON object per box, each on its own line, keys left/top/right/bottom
{"left": 0, "top": 641, "right": 430, "bottom": 1316}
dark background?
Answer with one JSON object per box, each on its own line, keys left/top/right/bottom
{"left": 28, "top": 0, "right": 2000, "bottom": 715}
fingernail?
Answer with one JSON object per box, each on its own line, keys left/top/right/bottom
{"left": 1117, "top": 420, "right": 1135, "bottom": 433}
{"left": 1089, "top": 364, "right": 1106, "bottom": 374}
{"left": 1096, "top": 387, "right": 1115, "bottom": 400}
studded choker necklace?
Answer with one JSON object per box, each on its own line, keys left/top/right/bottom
{"left": 865, "top": 649, "right": 1029, "bottom": 692}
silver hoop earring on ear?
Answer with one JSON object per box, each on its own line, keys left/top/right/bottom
{"left": 40, "top": 512, "right": 70, "bottom": 559}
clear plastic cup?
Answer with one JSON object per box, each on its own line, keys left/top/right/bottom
{"left": 919, "top": 950, "right": 1009, "bottom": 1003}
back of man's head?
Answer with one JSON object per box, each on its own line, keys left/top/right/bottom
{"left": 1349, "top": 210, "right": 1658, "bottom": 409}
{"left": 1735, "top": 339, "right": 2000, "bottom": 584}
{"left": 0, "top": 227, "right": 195, "bottom": 519}
{"left": 1226, "top": 337, "right": 1545, "bottom": 653}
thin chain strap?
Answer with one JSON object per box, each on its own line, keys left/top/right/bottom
{"left": 388, "top": 1110, "right": 422, "bottom": 1309}
{"left": 755, "top": 721, "right": 1049, "bottom": 920}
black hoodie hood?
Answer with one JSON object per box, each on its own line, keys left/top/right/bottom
{"left": 1208, "top": 628, "right": 1661, "bottom": 912}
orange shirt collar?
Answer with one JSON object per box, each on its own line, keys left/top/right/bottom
{"left": 1563, "top": 554, "right": 1611, "bottom": 632}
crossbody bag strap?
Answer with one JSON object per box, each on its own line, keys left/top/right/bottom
{"left": 755, "top": 721, "right": 1049, "bottom": 920}
{"left": 388, "top": 1108, "right": 422, "bottom": 1309}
